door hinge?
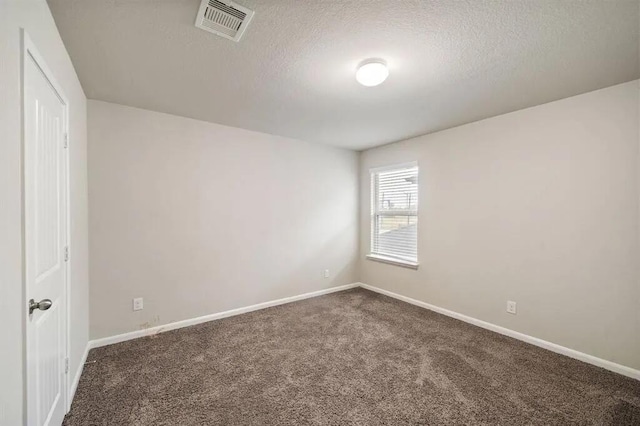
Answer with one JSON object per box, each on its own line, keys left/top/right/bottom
{"left": 64, "top": 246, "right": 69, "bottom": 262}
{"left": 63, "top": 133, "right": 68, "bottom": 149}
{"left": 65, "top": 358, "right": 69, "bottom": 374}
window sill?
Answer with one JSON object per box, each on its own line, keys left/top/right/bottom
{"left": 366, "top": 254, "right": 419, "bottom": 270}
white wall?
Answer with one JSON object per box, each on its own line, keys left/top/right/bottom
{"left": 360, "top": 81, "right": 640, "bottom": 370}
{"left": 0, "top": 0, "right": 90, "bottom": 424}
{"left": 88, "top": 100, "right": 359, "bottom": 339}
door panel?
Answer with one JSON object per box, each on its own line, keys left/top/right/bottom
{"left": 35, "top": 103, "right": 61, "bottom": 278}
{"left": 35, "top": 303, "right": 62, "bottom": 424}
{"left": 24, "top": 45, "right": 68, "bottom": 426}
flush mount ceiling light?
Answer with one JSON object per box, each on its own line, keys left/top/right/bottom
{"left": 356, "top": 60, "right": 389, "bottom": 87}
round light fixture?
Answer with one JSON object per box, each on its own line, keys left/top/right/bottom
{"left": 356, "top": 60, "right": 389, "bottom": 87}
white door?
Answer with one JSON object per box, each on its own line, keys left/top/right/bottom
{"left": 24, "top": 38, "right": 69, "bottom": 426}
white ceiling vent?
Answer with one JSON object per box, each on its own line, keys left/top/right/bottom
{"left": 195, "top": 0, "right": 254, "bottom": 42}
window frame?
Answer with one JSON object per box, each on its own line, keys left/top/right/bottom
{"left": 367, "top": 162, "right": 419, "bottom": 270}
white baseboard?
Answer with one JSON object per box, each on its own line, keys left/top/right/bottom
{"left": 68, "top": 342, "right": 90, "bottom": 410}
{"left": 83, "top": 281, "right": 638, "bottom": 381}
{"left": 358, "top": 282, "right": 640, "bottom": 381}
{"left": 89, "top": 283, "right": 359, "bottom": 350}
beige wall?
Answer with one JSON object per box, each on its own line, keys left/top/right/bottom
{"left": 360, "top": 81, "right": 640, "bottom": 370}
{"left": 87, "top": 100, "right": 359, "bottom": 339}
{"left": 0, "top": 0, "right": 90, "bottom": 424}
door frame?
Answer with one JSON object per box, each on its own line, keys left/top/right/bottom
{"left": 21, "top": 29, "right": 72, "bottom": 418}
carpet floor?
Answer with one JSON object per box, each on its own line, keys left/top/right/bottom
{"left": 64, "top": 288, "right": 640, "bottom": 425}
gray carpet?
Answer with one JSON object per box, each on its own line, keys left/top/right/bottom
{"left": 64, "top": 288, "right": 640, "bottom": 425}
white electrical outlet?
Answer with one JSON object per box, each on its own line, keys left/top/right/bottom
{"left": 133, "top": 297, "right": 144, "bottom": 311}
{"left": 506, "top": 300, "right": 517, "bottom": 314}
{"left": 323, "top": 269, "right": 330, "bottom": 278}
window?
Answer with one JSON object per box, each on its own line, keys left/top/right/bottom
{"left": 368, "top": 163, "right": 419, "bottom": 269}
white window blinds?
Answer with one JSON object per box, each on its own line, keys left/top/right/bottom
{"left": 371, "top": 165, "right": 418, "bottom": 264}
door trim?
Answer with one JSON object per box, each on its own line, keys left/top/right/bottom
{"left": 21, "top": 29, "right": 73, "bottom": 418}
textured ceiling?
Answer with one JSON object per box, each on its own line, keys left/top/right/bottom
{"left": 48, "top": 0, "right": 639, "bottom": 150}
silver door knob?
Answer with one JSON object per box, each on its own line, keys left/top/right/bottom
{"left": 28, "top": 299, "right": 52, "bottom": 315}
